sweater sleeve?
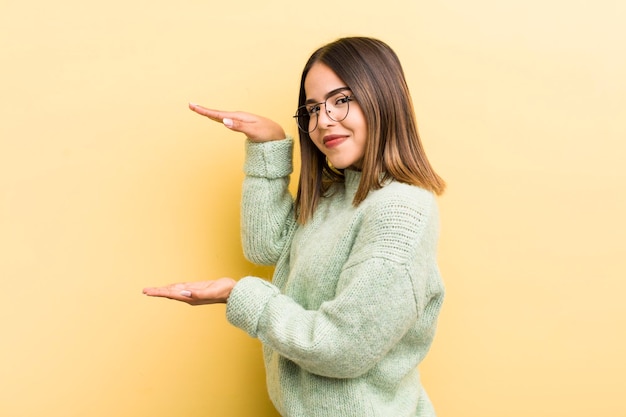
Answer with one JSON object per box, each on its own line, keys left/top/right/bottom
{"left": 240, "top": 138, "right": 296, "bottom": 265}
{"left": 227, "top": 191, "right": 444, "bottom": 379}
{"left": 227, "top": 260, "right": 419, "bottom": 378}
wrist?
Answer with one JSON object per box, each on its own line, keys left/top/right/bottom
{"left": 221, "top": 278, "right": 237, "bottom": 303}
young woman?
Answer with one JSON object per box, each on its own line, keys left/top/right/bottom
{"left": 144, "top": 36, "right": 446, "bottom": 417}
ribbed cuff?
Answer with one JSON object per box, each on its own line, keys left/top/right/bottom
{"left": 226, "top": 277, "right": 280, "bottom": 338}
{"left": 244, "top": 138, "right": 293, "bottom": 179}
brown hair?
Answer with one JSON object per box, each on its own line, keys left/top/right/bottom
{"left": 295, "top": 37, "right": 445, "bottom": 223}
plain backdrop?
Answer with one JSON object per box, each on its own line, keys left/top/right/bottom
{"left": 1, "top": 1, "right": 625, "bottom": 416}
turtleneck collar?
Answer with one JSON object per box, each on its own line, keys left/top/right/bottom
{"left": 343, "top": 169, "right": 362, "bottom": 197}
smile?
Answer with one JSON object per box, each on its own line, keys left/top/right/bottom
{"left": 323, "top": 135, "right": 347, "bottom": 148}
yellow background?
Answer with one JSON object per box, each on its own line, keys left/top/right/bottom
{"left": 1, "top": 1, "right": 624, "bottom": 416}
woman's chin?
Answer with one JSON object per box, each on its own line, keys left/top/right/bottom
{"left": 327, "top": 158, "right": 362, "bottom": 171}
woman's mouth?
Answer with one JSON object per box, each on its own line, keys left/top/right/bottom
{"left": 323, "top": 135, "right": 347, "bottom": 148}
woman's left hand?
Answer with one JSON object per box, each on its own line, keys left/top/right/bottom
{"left": 143, "top": 278, "right": 237, "bottom": 306}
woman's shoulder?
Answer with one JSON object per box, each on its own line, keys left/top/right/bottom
{"left": 367, "top": 180, "right": 436, "bottom": 214}
{"left": 358, "top": 181, "right": 438, "bottom": 236}
{"left": 350, "top": 181, "right": 439, "bottom": 264}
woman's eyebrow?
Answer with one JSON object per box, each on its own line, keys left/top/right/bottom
{"left": 305, "top": 86, "right": 351, "bottom": 105}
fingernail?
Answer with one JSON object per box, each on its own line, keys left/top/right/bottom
{"left": 189, "top": 102, "right": 197, "bottom": 107}
{"left": 223, "top": 118, "right": 234, "bottom": 128}
{"left": 180, "top": 290, "right": 192, "bottom": 297}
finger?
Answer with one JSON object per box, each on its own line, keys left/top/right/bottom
{"left": 189, "top": 103, "right": 238, "bottom": 124}
{"left": 143, "top": 286, "right": 174, "bottom": 298}
{"left": 143, "top": 284, "right": 188, "bottom": 299}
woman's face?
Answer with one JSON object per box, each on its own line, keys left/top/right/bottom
{"left": 304, "top": 63, "right": 367, "bottom": 170}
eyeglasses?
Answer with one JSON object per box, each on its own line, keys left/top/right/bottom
{"left": 293, "top": 89, "right": 355, "bottom": 133}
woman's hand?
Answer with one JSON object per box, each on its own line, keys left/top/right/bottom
{"left": 143, "top": 278, "right": 237, "bottom": 306}
{"left": 189, "top": 103, "right": 286, "bottom": 142}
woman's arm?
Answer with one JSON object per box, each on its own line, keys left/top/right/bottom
{"left": 240, "top": 139, "right": 297, "bottom": 265}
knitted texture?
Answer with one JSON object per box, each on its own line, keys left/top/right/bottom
{"left": 226, "top": 138, "right": 444, "bottom": 417}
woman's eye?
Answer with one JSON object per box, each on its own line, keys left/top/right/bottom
{"left": 335, "top": 96, "right": 350, "bottom": 105}
{"left": 307, "top": 105, "right": 321, "bottom": 116}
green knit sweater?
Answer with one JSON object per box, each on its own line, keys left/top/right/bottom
{"left": 226, "top": 138, "right": 444, "bottom": 417}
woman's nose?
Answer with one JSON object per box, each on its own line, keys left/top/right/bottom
{"left": 317, "top": 106, "right": 335, "bottom": 128}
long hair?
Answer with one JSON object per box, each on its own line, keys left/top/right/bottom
{"left": 295, "top": 37, "right": 446, "bottom": 224}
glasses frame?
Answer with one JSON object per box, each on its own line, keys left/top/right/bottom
{"left": 293, "top": 88, "right": 355, "bottom": 133}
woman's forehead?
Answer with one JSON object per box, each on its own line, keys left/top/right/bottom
{"left": 304, "top": 63, "right": 348, "bottom": 100}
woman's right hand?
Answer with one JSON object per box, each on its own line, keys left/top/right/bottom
{"left": 189, "top": 103, "right": 286, "bottom": 142}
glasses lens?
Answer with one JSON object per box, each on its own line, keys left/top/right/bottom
{"left": 295, "top": 107, "right": 316, "bottom": 133}
{"left": 326, "top": 92, "right": 351, "bottom": 122}
{"left": 294, "top": 91, "right": 352, "bottom": 133}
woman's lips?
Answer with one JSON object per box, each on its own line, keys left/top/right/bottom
{"left": 323, "top": 135, "right": 347, "bottom": 148}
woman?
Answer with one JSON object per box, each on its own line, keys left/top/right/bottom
{"left": 144, "top": 36, "right": 446, "bottom": 417}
